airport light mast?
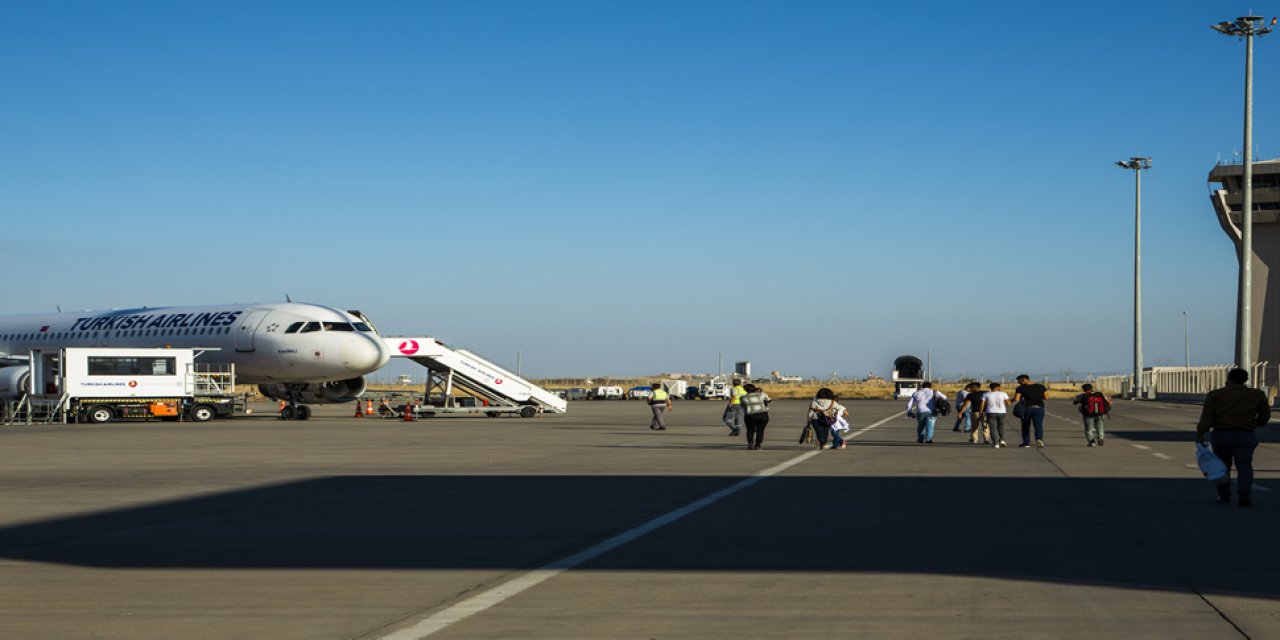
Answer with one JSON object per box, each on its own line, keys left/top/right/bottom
{"left": 1212, "top": 15, "right": 1274, "bottom": 377}
{"left": 1116, "top": 157, "right": 1151, "bottom": 398}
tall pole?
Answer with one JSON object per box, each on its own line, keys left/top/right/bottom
{"left": 1134, "top": 166, "right": 1143, "bottom": 397}
{"left": 1116, "top": 157, "right": 1151, "bottom": 398}
{"left": 1183, "top": 311, "right": 1190, "bottom": 369}
{"left": 1241, "top": 26, "right": 1255, "bottom": 374}
{"left": 1213, "top": 15, "right": 1273, "bottom": 378}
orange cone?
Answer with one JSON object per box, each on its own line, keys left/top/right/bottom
{"left": 354, "top": 400, "right": 364, "bottom": 418}
{"left": 278, "top": 401, "right": 286, "bottom": 413}
{"left": 366, "top": 399, "right": 374, "bottom": 415}
{"left": 403, "top": 400, "right": 415, "bottom": 421}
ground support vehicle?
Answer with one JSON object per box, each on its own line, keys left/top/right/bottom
{"left": 698, "top": 378, "right": 731, "bottom": 400}
{"left": 2, "top": 348, "right": 240, "bottom": 425}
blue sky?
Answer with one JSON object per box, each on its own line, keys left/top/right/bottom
{"left": 2, "top": 1, "right": 1276, "bottom": 380}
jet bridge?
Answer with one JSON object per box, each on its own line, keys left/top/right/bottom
{"left": 384, "top": 337, "right": 567, "bottom": 417}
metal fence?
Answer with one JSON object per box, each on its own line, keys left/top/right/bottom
{"left": 1094, "top": 361, "right": 1273, "bottom": 399}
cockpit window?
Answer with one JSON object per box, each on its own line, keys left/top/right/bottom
{"left": 353, "top": 323, "right": 372, "bottom": 332}
{"left": 324, "top": 322, "right": 356, "bottom": 332}
{"left": 284, "top": 322, "right": 304, "bottom": 334}
{"left": 299, "top": 322, "right": 322, "bottom": 333}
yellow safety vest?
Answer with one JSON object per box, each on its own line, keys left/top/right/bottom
{"left": 730, "top": 385, "right": 747, "bottom": 405}
{"left": 651, "top": 389, "right": 669, "bottom": 403}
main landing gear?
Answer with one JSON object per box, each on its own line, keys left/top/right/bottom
{"left": 277, "top": 385, "right": 313, "bottom": 420}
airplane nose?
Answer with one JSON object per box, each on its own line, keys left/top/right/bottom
{"left": 341, "top": 334, "right": 391, "bottom": 373}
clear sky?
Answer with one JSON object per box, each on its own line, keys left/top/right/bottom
{"left": 2, "top": 1, "right": 1277, "bottom": 380}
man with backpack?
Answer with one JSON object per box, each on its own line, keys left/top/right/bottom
{"left": 1072, "top": 383, "right": 1111, "bottom": 446}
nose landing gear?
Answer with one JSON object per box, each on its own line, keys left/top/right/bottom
{"left": 277, "top": 386, "right": 313, "bottom": 420}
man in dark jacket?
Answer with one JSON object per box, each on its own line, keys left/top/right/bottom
{"left": 1197, "top": 368, "right": 1273, "bottom": 506}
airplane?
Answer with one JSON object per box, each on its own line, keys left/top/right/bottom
{"left": 0, "top": 302, "right": 391, "bottom": 420}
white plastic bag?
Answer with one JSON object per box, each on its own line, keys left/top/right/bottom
{"left": 1196, "top": 442, "right": 1228, "bottom": 483}
{"left": 833, "top": 415, "right": 850, "bottom": 433}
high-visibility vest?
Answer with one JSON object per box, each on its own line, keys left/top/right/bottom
{"left": 651, "top": 388, "right": 669, "bottom": 403}
{"left": 730, "top": 385, "right": 747, "bottom": 405}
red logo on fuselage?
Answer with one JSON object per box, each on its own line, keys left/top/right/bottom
{"left": 399, "top": 340, "right": 419, "bottom": 355}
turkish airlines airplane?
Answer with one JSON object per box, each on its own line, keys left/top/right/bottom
{"left": 0, "top": 302, "right": 391, "bottom": 419}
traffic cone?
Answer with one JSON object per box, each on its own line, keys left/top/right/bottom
{"left": 354, "top": 400, "right": 364, "bottom": 418}
{"left": 403, "top": 400, "right": 415, "bottom": 421}
{"left": 366, "top": 399, "right": 374, "bottom": 415}
{"left": 278, "top": 401, "right": 286, "bottom": 413}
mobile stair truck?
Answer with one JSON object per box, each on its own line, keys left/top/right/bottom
{"left": 892, "top": 355, "right": 925, "bottom": 400}
{"left": 383, "top": 337, "right": 567, "bottom": 418}
{"left": 2, "top": 347, "right": 240, "bottom": 425}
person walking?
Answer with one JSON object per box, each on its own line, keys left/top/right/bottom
{"left": 722, "top": 378, "right": 747, "bottom": 436}
{"left": 1071, "top": 383, "right": 1111, "bottom": 446}
{"left": 741, "top": 383, "right": 771, "bottom": 450}
{"left": 956, "top": 382, "right": 990, "bottom": 445}
{"left": 952, "top": 383, "right": 974, "bottom": 433}
{"left": 906, "top": 382, "right": 943, "bottom": 444}
{"left": 1012, "top": 374, "right": 1049, "bottom": 448}
{"left": 981, "top": 382, "right": 1010, "bottom": 448}
{"left": 648, "top": 382, "right": 671, "bottom": 431}
{"left": 1197, "top": 368, "right": 1272, "bottom": 507}
{"left": 808, "top": 387, "right": 848, "bottom": 450}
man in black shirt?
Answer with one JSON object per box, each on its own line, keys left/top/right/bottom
{"left": 1013, "top": 374, "right": 1049, "bottom": 448}
{"left": 1197, "top": 368, "right": 1272, "bottom": 506}
{"left": 956, "top": 383, "right": 990, "bottom": 444}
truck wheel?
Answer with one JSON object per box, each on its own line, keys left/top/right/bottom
{"left": 87, "top": 405, "right": 115, "bottom": 424}
{"left": 189, "top": 404, "right": 216, "bottom": 423}
{"left": 485, "top": 411, "right": 500, "bottom": 418}
{"left": 519, "top": 406, "right": 537, "bottom": 419}
{"left": 296, "top": 405, "right": 312, "bottom": 420}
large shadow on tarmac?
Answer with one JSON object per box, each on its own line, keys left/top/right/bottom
{"left": 0, "top": 474, "right": 1274, "bottom": 598}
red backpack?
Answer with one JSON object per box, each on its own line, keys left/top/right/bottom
{"left": 1082, "top": 393, "right": 1108, "bottom": 417}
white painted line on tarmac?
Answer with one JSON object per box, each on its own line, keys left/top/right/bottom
{"left": 1152, "top": 452, "right": 1172, "bottom": 460}
{"left": 1132, "top": 444, "right": 1152, "bottom": 450}
{"left": 375, "top": 414, "right": 902, "bottom": 639}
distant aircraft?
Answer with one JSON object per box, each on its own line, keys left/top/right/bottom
{"left": 0, "top": 302, "right": 390, "bottom": 419}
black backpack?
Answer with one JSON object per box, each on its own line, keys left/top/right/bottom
{"left": 933, "top": 391, "right": 951, "bottom": 417}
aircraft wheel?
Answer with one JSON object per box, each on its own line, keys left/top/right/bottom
{"left": 280, "top": 405, "right": 297, "bottom": 420}
{"left": 296, "top": 405, "right": 312, "bottom": 420}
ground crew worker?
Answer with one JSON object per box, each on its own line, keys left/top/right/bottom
{"left": 723, "top": 378, "right": 747, "bottom": 436}
{"left": 649, "top": 382, "right": 671, "bottom": 430}
{"left": 1197, "top": 368, "right": 1272, "bottom": 507}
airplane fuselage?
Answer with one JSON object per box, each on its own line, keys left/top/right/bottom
{"left": 0, "top": 302, "right": 390, "bottom": 384}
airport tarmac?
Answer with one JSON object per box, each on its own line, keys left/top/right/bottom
{"left": 1, "top": 398, "right": 1277, "bottom": 639}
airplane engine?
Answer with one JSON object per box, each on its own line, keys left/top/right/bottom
{"left": 258, "top": 376, "right": 367, "bottom": 404}
{"left": 0, "top": 365, "right": 30, "bottom": 402}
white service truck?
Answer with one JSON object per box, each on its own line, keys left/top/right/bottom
{"left": 25, "top": 347, "right": 240, "bottom": 423}
{"left": 698, "top": 378, "right": 731, "bottom": 400}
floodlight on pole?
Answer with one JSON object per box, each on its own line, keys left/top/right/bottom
{"left": 1212, "top": 15, "right": 1273, "bottom": 378}
{"left": 1116, "top": 157, "right": 1151, "bottom": 398}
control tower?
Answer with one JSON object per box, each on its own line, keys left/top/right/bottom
{"left": 1208, "top": 159, "right": 1280, "bottom": 379}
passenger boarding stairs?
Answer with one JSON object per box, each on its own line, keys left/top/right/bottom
{"left": 385, "top": 337, "right": 567, "bottom": 416}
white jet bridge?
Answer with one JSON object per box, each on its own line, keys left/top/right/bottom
{"left": 384, "top": 337, "right": 567, "bottom": 417}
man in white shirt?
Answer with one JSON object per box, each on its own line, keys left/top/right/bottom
{"left": 906, "top": 382, "right": 943, "bottom": 444}
{"left": 981, "top": 382, "right": 1010, "bottom": 448}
